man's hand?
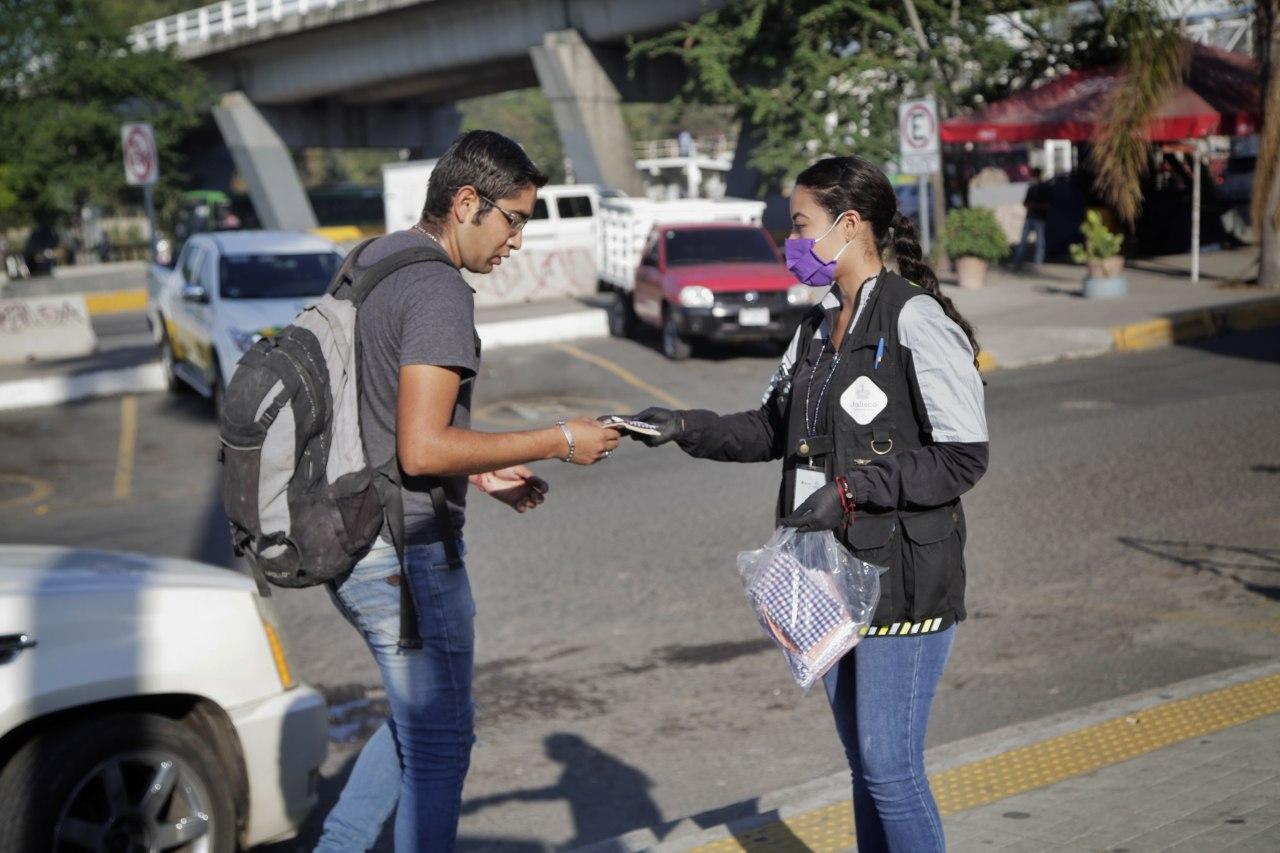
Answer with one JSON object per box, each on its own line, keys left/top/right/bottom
{"left": 621, "top": 407, "right": 685, "bottom": 447}
{"left": 561, "top": 417, "right": 621, "bottom": 464}
{"left": 470, "top": 466, "right": 549, "bottom": 513}
{"left": 779, "top": 481, "right": 851, "bottom": 532}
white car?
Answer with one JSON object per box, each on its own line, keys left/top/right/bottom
{"left": 0, "top": 546, "right": 327, "bottom": 851}
{"left": 148, "top": 231, "right": 344, "bottom": 411}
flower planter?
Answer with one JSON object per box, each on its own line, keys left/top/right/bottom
{"left": 1083, "top": 275, "right": 1128, "bottom": 299}
{"left": 1087, "top": 256, "right": 1125, "bottom": 279}
{"left": 955, "top": 256, "right": 989, "bottom": 289}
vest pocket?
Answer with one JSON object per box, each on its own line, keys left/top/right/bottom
{"left": 841, "top": 515, "right": 900, "bottom": 622}
{"left": 900, "top": 508, "right": 960, "bottom": 622}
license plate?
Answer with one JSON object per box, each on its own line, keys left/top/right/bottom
{"left": 738, "top": 307, "right": 771, "bottom": 327}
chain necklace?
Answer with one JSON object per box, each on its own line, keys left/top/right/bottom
{"left": 803, "top": 333, "right": 841, "bottom": 439}
{"left": 411, "top": 221, "right": 442, "bottom": 245}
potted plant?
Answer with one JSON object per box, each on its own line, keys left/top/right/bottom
{"left": 1070, "top": 210, "right": 1127, "bottom": 298}
{"left": 943, "top": 207, "right": 1011, "bottom": 288}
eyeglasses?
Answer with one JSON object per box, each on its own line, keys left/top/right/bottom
{"left": 476, "top": 193, "right": 531, "bottom": 234}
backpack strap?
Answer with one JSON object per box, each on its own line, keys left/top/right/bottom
{"left": 351, "top": 238, "right": 464, "bottom": 650}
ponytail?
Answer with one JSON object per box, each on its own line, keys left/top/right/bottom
{"left": 889, "top": 211, "right": 982, "bottom": 367}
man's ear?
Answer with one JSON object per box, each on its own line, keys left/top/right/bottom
{"left": 452, "top": 185, "right": 478, "bottom": 226}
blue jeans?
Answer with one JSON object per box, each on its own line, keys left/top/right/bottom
{"left": 822, "top": 626, "right": 955, "bottom": 853}
{"left": 315, "top": 540, "right": 476, "bottom": 853}
{"left": 1013, "top": 216, "right": 1046, "bottom": 267}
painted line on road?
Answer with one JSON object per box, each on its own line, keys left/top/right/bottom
{"left": 113, "top": 395, "right": 138, "bottom": 500}
{"left": 0, "top": 473, "right": 54, "bottom": 511}
{"left": 682, "top": 671, "right": 1280, "bottom": 852}
{"left": 551, "top": 342, "right": 689, "bottom": 409}
{"left": 83, "top": 288, "right": 147, "bottom": 315}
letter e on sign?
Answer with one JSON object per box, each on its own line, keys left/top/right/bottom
{"left": 122, "top": 123, "right": 158, "bottom": 186}
{"left": 898, "top": 99, "right": 940, "bottom": 176}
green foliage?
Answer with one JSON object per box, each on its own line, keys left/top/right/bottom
{"left": 628, "top": 0, "right": 1078, "bottom": 197}
{"left": 1069, "top": 210, "right": 1124, "bottom": 262}
{"left": 944, "top": 207, "right": 1011, "bottom": 262}
{"left": 458, "top": 89, "right": 567, "bottom": 183}
{"left": 0, "top": 0, "right": 215, "bottom": 226}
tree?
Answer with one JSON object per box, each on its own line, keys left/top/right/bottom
{"left": 0, "top": 0, "right": 214, "bottom": 227}
{"left": 628, "top": 0, "right": 1084, "bottom": 197}
{"left": 1254, "top": 0, "right": 1280, "bottom": 287}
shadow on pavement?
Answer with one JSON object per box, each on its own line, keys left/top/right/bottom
{"left": 1119, "top": 537, "right": 1280, "bottom": 602}
{"left": 461, "top": 732, "right": 668, "bottom": 849}
{"left": 1179, "top": 326, "right": 1280, "bottom": 365}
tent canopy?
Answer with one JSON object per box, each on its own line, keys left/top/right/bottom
{"left": 941, "top": 44, "right": 1259, "bottom": 145}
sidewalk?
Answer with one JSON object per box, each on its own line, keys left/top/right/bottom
{"left": 573, "top": 661, "right": 1280, "bottom": 853}
{"left": 945, "top": 245, "right": 1278, "bottom": 371}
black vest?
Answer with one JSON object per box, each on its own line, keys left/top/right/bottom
{"left": 779, "top": 271, "right": 967, "bottom": 632}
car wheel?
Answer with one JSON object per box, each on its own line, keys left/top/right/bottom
{"left": 159, "top": 332, "right": 185, "bottom": 394}
{"left": 0, "top": 711, "right": 236, "bottom": 853}
{"left": 661, "top": 311, "right": 692, "bottom": 361}
{"left": 608, "top": 291, "right": 636, "bottom": 338}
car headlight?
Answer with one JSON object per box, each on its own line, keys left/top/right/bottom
{"left": 230, "top": 328, "right": 262, "bottom": 353}
{"left": 678, "top": 286, "right": 715, "bottom": 308}
{"left": 788, "top": 284, "right": 817, "bottom": 305}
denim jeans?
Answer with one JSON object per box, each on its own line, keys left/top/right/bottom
{"left": 822, "top": 626, "right": 955, "bottom": 853}
{"left": 1013, "top": 216, "right": 1046, "bottom": 267}
{"left": 315, "top": 539, "right": 476, "bottom": 853}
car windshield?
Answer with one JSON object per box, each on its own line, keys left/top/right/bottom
{"left": 664, "top": 228, "right": 777, "bottom": 266}
{"left": 219, "top": 252, "right": 340, "bottom": 299}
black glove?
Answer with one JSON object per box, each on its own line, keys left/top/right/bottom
{"left": 623, "top": 407, "right": 686, "bottom": 447}
{"left": 779, "top": 479, "right": 854, "bottom": 532}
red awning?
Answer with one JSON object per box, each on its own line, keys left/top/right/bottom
{"left": 940, "top": 44, "right": 1260, "bottom": 144}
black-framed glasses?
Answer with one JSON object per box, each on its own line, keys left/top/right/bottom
{"left": 476, "top": 193, "right": 531, "bottom": 233}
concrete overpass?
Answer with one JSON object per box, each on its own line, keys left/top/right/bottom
{"left": 132, "top": 0, "right": 727, "bottom": 230}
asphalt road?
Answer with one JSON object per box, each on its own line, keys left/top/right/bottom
{"left": 2, "top": 328, "right": 1278, "bottom": 851}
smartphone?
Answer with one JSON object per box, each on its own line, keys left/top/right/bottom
{"left": 597, "top": 415, "right": 661, "bottom": 437}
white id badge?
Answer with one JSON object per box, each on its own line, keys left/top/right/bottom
{"left": 794, "top": 466, "right": 827, "bottom": 511}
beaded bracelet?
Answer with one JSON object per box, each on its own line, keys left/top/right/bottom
{"left": 555, "top": 419, "right": 575, "bottom": 463}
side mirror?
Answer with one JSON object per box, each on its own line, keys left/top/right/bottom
{"left": 181, "top": 282, "right": 209, "bottom": 304}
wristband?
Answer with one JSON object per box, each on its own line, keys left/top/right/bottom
{"left": 555, "top": 420, "right": 575, "bottom": 463}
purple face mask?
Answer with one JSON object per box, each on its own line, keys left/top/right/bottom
{"left": 784, "top": 213, "right": 851, "bottom": 287}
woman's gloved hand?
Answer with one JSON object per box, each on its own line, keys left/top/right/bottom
{"left": 622, "top": 407, "right": 686, "bottom": 447}
{"left": 779, "top": 478, "right": 855, "bottom": 532}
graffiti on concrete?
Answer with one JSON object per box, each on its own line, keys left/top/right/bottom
{"left": 0, "top": 298, "right": 89, "bottom": 335}
{"left": 468, "top": 246, "right": 598, "bottom": 307}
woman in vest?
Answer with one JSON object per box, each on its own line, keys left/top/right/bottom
{"left": 625, "top": 155, "right": 988, "bottom": 852}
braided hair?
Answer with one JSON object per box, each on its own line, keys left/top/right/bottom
{"left": 795, "top": 156, "right": 981, "bottom": 365}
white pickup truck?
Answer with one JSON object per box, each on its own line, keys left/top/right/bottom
{"left": 147, "top": 231, "right": 344, "bottom": 412}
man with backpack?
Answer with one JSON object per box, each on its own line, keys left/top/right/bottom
{"left": 302, "top": 131, "right": 620, "bottom": 850}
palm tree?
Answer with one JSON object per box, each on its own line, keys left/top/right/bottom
{"left": 1091, "top": 0, "right": 1280, "bottom": 288}
{"left": 1087, "top": 0, "right": 1188, "bottom": 228}
{"left": 1254, "top": 1, "right": 1280, "bottom": 287}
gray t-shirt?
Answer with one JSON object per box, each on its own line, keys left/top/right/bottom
{"left": 356, "top": 229, "right": 481, "bottom": 545}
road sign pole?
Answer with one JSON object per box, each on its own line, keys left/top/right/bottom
{"left": 918, "top": 174, "right": 931, "bottom": 256}
{"left": 142, "top": 184, "right": 158, "bottom": 261}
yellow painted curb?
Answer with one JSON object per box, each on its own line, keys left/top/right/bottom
{"left": 975, "top": 350, "right": 998, "bottom": 373}
{"left": 83, "top": 289, "right": 147, "bottom": 315}
{"left": 313, "top": 225, "right": 384, "bottom": 243}
{"left": 1111, "top": 297, "right": 1280, "bottom": 353}
{"left": 689, "top": 672, "right": 1280, "bottom": 852}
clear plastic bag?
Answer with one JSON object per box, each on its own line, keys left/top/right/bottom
{"left": 737, "top": 527, "right": 884, "bottom": 691}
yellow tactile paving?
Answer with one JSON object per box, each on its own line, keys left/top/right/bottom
{"left": 688, "top": 672, "right": 1280, "bottom": 852}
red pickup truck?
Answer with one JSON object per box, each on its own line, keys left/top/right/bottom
{"left": 609, "top": 223, "right": 816, "bottom": 359}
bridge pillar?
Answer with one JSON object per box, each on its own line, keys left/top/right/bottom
{"left": 530, "top": 29, "right": 644, "bottom": 195}
{"left": 211, "top": 92, "right": 318, "bottom": 232}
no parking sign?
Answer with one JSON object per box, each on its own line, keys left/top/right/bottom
{"left": 898, "top": 98, "right": 940, "bottom": 176}
{"left": 121, "top": 123, "right": 158, "bottom": 186}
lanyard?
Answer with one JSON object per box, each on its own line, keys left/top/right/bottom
{"left": 803, "top": 334, "right": 841, "bottom": 440}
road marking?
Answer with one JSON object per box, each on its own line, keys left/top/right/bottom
{"left": 83, "top": 288, "right": 147, "bottom": 315}
{"left": 0, "top": 473, "right": 55, "bottom": 510}
{"left": 551, "top": 342, "right": 689, "bottom": 409}
{"left": 688, "top": 672, "right": 1280, "bottom": 851}
{"left": 113, "top": 394, "right": 138, "bottom": 500}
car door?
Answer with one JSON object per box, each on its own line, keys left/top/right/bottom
{"left": 168, "top": 241, "right": 204, "bottom": 363}
{"left": 632, "top": 231, "right": 664, "bottom": 327}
